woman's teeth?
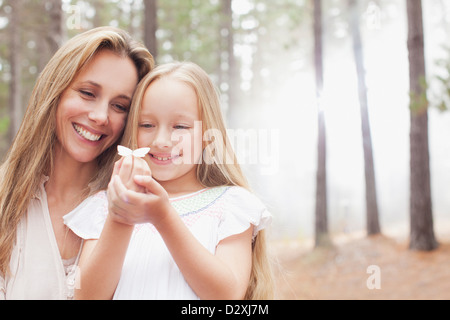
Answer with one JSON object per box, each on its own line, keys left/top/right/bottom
{"left": 73, "top": 124, "right": 102, "bottom": 142}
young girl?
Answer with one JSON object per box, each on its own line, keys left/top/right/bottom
{"left": 73, "top": 62, "right": 274, "bottom": 300}
{"left": 0, "top": 27, "right": 154, "bottom": 300}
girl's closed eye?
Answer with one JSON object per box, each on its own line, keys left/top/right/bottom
{"left": 174, "top": 124, "right": 191, "bottom": 130}
{"left": 139, "top": 122, "right": 155, "bottom": 129}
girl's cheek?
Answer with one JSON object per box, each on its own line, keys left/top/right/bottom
{"left": 192, "top": 139, "right": 204, "bottom": 165}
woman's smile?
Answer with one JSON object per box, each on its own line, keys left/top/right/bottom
{"left": 73, "top": 123, "right": 104, "bottom": 142}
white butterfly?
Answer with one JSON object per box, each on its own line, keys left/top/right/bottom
{"left": 117, "top": 145, "right": 150, "bottom": 158}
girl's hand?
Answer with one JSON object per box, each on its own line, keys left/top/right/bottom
{"left": 117, "top": 155, "right": 151, "bottom": 193}
{"left": 108, "top": 168, "right": 172, "bottom": 227}
{"left": 107, "top": 156, "right": 152, "bottom": 225}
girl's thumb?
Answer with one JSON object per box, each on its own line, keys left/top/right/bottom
{"left": 134, "top": 175, "right": 161, "bottom": 193}
{"left": 112, "top": 157, "right": 124, "bottom": 176}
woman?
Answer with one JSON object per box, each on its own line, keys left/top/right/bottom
{"left": 0, "top": 26, "right": 154, "bottom": 299}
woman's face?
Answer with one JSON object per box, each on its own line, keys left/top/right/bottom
{"left": 55, "top": 50, "right": 138, "bottom": 164}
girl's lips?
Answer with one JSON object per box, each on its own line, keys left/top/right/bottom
{"left": 149, "top": 153, "right": 181, "bottom": 164}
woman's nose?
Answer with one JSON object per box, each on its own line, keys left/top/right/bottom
{"left": 88, "top": 101, "right": 109, "bottom": 126}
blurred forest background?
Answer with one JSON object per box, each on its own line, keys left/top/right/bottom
{"left": 1, "top": 0, "right": 450, "bottom": 297}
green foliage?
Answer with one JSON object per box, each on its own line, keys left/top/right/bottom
{"left": 434, "top": 63, "right": 450, "bottom": 112}
{"left": 410, "top": 47, "right": 450, "bottom": 115}
{"left": 0, "top": 116, "right": 9, "bottom": 134}
{"left": 157, "top": 0, "right": 223, "bottom": 75}
{"left": 429, "top": 47, "right": 450, "bottom": 113}
{"left": 409, "top": 76, "right": 429, "bottom": 115}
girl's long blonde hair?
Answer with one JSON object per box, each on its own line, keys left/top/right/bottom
{"left": 121, "top": 62, "right": 274, "bottom": 300}
{"left": 0, "top": 27, "right": 154, "bottom": 275}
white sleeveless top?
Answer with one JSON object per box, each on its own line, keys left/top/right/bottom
{"left": 66, "top": 186, "right": 272, "bottom": 300}
{"left": 0, "top": 177, "right": 108, "bottom": 300}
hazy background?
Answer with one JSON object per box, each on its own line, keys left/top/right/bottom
{"left": 1, "top": 0, "right": 449, "bottom": 242}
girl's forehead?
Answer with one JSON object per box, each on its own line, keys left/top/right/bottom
{"left": 141, "top": 78, "right": 200, "bottom": 118}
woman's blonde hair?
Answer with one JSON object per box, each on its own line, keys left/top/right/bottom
{"left": 121, "top": 61, "right": 274, "bottom": 300}
{"left": 0, "top": 26, "right": 154, "bottom": 275}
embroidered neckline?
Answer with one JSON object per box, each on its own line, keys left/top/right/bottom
{"left": 169, "top": 188, "right": 210, "bottom": 201}
{"left": 170, "top": 186, "right": 230, "bottom": 216}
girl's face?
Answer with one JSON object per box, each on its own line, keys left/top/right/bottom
{"left": 56, "top": 50, "right": 138, "bottom": 164}
{"left": 138, "top": 77, "right": 203, "bottom": 188}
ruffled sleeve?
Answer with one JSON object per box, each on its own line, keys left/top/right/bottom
{"left": 217, "top": 187, "right": 272, "bottom": 243}
{"left": 63, "top": 191, "right": 108, "bottom": 240}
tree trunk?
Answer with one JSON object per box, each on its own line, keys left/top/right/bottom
{"left": 313, "top": 0, "right": 330, "bottom": 247}
{"left": 221, "top": 0, "right": 238, "bottom": 126}
{"left": 349, "top": 0, "right": 381, "bottom": 236}
{"left": 407, "top": 0, "right": 438, "bottom": 251}
{"left": 46, "top": 0, "right": 63, "bottom": 55}
{"left": 8, "top": 0, "right": 22, "bottom": 143}
{"left": 144, "top": 0, "right": 158, "bottom": 61}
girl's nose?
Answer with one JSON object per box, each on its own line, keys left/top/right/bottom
{"left": 153, "top": 127, "right": 173, "bottom": 149}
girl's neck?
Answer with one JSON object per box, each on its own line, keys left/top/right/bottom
{"left": 158, "top": 172, "right": 205, "bottom": 198}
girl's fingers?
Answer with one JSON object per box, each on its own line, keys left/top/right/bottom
{"left": 118, "top": 155, "right": 133, "bottom": 184}
{"left": 131, "top": 158, "right": 151, "bottom": 178}
{"left": 123, "top": 157, "right": 150, "bottom": 192}
{"left": 112, "top": 157, "right": 124, "bottom": 176}
{"left": 112, "top": 175, "right": 130, "bottom": 204}
{"left": 107, "top": 176, "right": 138, "bottom": 225}
{"left": 134, "top": 175, "right": 164, "bottom": 195}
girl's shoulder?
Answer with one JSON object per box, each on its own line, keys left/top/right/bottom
{"left": 63, "top": 190, "right": 108, "bottom": 240}
{"left": 178, "top": 186, "right": 272, "bottom": 242}
{"left": 218, "top": 186, "right": 272, "bottom": 242}
{"left": 220, "top": 186, "right": 270, "bottom": 215}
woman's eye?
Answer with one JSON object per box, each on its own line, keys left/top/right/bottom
{"left": 80, "top": 90, "right": 95, "bottom": 98}
{"left": 113, "top": 104, "right": 129, "bottom": 113}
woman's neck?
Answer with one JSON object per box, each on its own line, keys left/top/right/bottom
{"left": 45, "top": 145, "right": 97, "bottom": 207}
{"left": 45, "top": 145, "right": 96, "bottom": 260}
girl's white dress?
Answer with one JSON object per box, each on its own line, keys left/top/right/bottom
{"left": 66, "top": 186, "right": 271, "bottom": 300}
